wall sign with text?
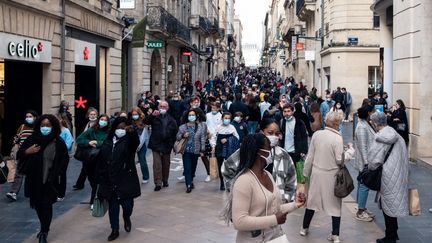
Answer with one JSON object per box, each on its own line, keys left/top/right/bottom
{"left": 0, "top": 33, "right": 52, "bottom": 63}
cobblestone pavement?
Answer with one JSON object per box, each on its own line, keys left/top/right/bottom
{"left": 0, "top": 123, "right": 430, "bottom": 243}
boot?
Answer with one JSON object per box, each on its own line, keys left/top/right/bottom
{"left": 38, "top": 232, "right": 48, "bottom": 243}
{"left": 107, "top": 229, "right": 119, "bottom": 241}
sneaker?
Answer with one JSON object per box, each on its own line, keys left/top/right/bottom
{"left": 355, "top": 211, "right": 374, "bottom": 222}
{"left": 177, "top": 176, "right": 185, "bottom": 182}
{"left": 299, "top": 228, "right": 309, "bottom": 236}
{"left": 365, "top": 209, "right": 375, "bottom": 218}
{"left": 90, "top": 204, "right": 94, "bottom": 211}
{"left": 6, "top": 192, "right": 17, "bottom": 201}
{"left": 171, "top": 165, "right": 183, "bottom": 172}
{"left": 142, "top": 180, "right": 149, "bottom": 184}
{"left": 327, "top": 234, "right": 341, "bottom": 243}
{"left": 205, "top": 175, "right": 211, "bottom": 182}
{"left": 56, "top": 197, "right": 64, "bottom": 202}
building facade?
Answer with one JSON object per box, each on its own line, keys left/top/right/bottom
{"left": 0, "top": 0, "right": 123, "bottom": 153}
{"left": 232, "top": 15, "right": 244, "bottom": 66}
{"left": 372, "top": 0, "right": 432, "bottom": 162}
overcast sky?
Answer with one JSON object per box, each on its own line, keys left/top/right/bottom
{"left": 235, "top": 0, "right": 270, "bottom": 49}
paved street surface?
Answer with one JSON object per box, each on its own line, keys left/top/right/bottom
{"left": 0, "top": 123, "right": 431, "bottom": 243}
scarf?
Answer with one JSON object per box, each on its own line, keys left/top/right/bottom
{"left": 42, "top": 140, "right": 56, "bottom": 184}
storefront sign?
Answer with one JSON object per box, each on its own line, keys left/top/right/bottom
{"left": 119, "top": 0, "right": 135, "bottom": 9}
{"left": 0, "top": 33, "right": 52, "bottom": 63}
{"left": 305, "top": 51, "right": 315, "bottom": 61}
{"left": 147, "top": 40, "right": 164, "bottom": 49}
{"left": 73, "top": 39, "right": 96, "bottom": 67}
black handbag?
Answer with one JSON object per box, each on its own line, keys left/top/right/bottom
{"left": 334, "top": 153, "right": 354, "bottom": 198}
{"left": 74, "top": 146, "right": 100, "bottom": 162}
{"left": 357, "top": 144, "right": 395, "bottom": 191}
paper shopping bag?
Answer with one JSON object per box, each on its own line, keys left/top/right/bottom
{"left": 209, "top": 156, "right": 219, "bottom": 180}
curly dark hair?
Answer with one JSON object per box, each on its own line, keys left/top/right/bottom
{"left": 33, "top": 114, "right": 62, "bottom": 137}
{"left": 107, "top": 117, "right": 130, "bottom": 139}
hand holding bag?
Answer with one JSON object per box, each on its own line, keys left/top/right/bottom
{"left": 173, "top": 138, "right": 187, "bottom": 154}
{"left": 334, "top": 152, "right": 354, "bottom": 198}
{"left": 92, "top": 185, "right": 109, "bottom": 217}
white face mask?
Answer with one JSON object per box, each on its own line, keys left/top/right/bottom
{"left": 260, "top": 149, "right": 273, "bottom": 165}
{"left": 159, "top": 109, "right": 167, "bottom": 115}
{"left": 89, "top": 117, "right": 97, "bottom": 122}
{"left": 115, "top": 129, "right": 126, "bottom": 138}
{"left": 266, "top": 135, "right": 279, "bottom": 147}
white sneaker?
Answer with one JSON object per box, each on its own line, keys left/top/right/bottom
{"left": 90, "top": 204, "right": 94, "bottom": 211}
{"left": 429, "top": 208, "right": 432, "bottom": 213}
{"left": 205, "top": 175, "right": 211, "bottom": 182}
{"left": 355, "top": 211, "right": 374, "bottom": 222}
{"left": 299, "top": 228, "right": 309, "bottom": 236}
{"left": 364, "top": 209, "right": 375, "bottom": 218}
{"left": 142, "top": 180, "right": 149, "bottom": 184}
{"left": 177, "top": 176, "right": 185, "bottom": 182}
{"left": 327, "top": 234, "right": 340, "bottom": 243}
{"left": 56, "top": 197, "right": 64, "bottom": 202}
{"left": 6, "top": 192, "right": 17, "bottom": 201}
{"left": 171, "top": 165, "right": 183, "bottom": 172}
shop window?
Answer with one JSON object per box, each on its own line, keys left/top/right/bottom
{"left": 373, "top": 15, "right": 380, "bottom": 28}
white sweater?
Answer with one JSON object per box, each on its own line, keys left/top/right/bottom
{"left": 210, "top": 124, "right": 239, "bottom": 147}
{"left": 206, "top": 112, "right": 222, "bottom": 136}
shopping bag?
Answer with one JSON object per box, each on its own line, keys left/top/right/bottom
{"left": 209, "top": 156, "right": 219, "bottom": 179}
{"left": 6, "top": 159, "right": 17, "bottom": 183}
{"left": 408, "top": 188, "right": 421, "bottom": 216}
{"left": 295, "top": 159, "right": 306, "bottom": 184}
{"left": 92, "top": 185, "right": 109, "bottom": 217}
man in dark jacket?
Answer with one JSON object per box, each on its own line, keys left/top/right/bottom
{"left": 279, "top": 104, "right": 308, "bottom": 166}
{"left": 229, "top": 93, "right": 249, "bottom": 118}
{"left": 293, "top": 102, "right": 313, "bottom": 137}
{"left": 144, "top": 101, "right": 178, "bottom": 191}
{"left": 168, "top": 93, "right": 185, "bottom": 126}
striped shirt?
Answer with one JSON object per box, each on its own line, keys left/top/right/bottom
{"left": 14, "top": 124, "right": 34, "bottom": 146}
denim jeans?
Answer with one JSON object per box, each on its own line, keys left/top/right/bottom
{"left": 247, "top": 121, "right": 258, "bottom": 134}
{"left": 108, "top": 196, "right": 134, "bottom": 230}
{"left": 137, "top": 144, "right": 149, "bottom": 180}
{"left": 182, "top": 152, "right": 199, "bottom": 187}
{"left": 356, "top": 174, "right": 370, "bottom": 209}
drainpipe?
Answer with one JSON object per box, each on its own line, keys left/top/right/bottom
{"left": 60, "top": 0, "right": 66, "bottom": 97}
{"left": 321, "top": 0, "right": 324, "bottom": 49}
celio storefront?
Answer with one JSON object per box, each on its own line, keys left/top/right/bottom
{"left": 0, "top": 32, "right": 52, "bottom": 154}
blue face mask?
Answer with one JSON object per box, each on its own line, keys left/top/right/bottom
{"left": 115, "top": 129, "right": 126, "bottom": 138}
{"left": 188, "top": 115, "right": 197, "bottom": 122}
{"left": 99, "top": 120, "right": 108, "bottom": 128}
{"left": 223, "top": 119, "right": 231, "bottom": 126}
{"left": 25, "top": 117, "right": 34, "bottom": 124}
{"left": 40, "top": 126, "right": 52, "bottom": 136}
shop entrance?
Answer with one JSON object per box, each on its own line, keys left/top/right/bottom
{"left": 74, "top": 65, "right": 98, "bottom": 136}
{"left": 150, "top": 50, "right": 162, "bottom": 96}
{"left": 0, "top": 60, "right": 43, "bottom": 155}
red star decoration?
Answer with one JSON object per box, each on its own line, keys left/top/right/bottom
{"left": 38, "top": 42, "right": 43, "bottom": 52}
{"left": 75, "top": 96, "right": 88, "bottom": 109}
{"left": 83, "top": 47, "right": 89, "bottom": 60}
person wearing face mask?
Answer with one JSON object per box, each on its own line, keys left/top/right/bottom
{"left": 231, "top": 112, "right": 248, "bottom": 144}
{"left": 130, "top": 107, "right": 150, "bottom": 184}
{"left": 168, "top": 93, "right": 185, "bottom": 126}
{"left": 180, "top": 96, "right": 206, "bottom": 125}
{"left": 206, "top": 102, "right": 222, "bottom": 137}
{"left": 17, "top": 114, "right": 69, "bottom": 243}
{"left": 95, "top": 117, "right": 140, "bottom": 241}
{"left": 176, "top": 109, "right": 207, "bottom": 193}
{"left": 144, "top": 101, "right": 178, "bottom": 191}
{"left": 57, "top": 100, "right": 73, "bottom": 133}
{"left": 6, "top": 110, "right": 38, "bottom": 202}
{"left": 83, "top": 107, "right": 99, "bottom": 132}
{"left": 222, "top": 118, "right": 297, "bottom": 202}
{"left": 280, "top": 104, "right": 308, "bottom": 167}
{"left": 320, "top": 95, "right": 335, "bottom": 127}
{"left": 300, "top": 111, "right": 355, "bottom": 243}
{"left": 221, "top": 133, "right": 305, "bottom": 243}
{"left": 74, "top": 115, "right": 110, "bottom": 209}
{"left": 210, "top": 112, "right": 240, "bottom": 190}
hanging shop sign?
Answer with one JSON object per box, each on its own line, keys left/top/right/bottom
{"left": 73, "top": 39, "right": 96, "bottom": 67}
{"left": 0, "top": 33, "right": 52, "bottom": 63}
{"left": 147, "top": 40, "right": 165, "bottom": 49}
{"left": 291, "top": 36, "right": 297, "bottom": 61}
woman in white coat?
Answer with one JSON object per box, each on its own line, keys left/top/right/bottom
{"left": 368, "top": 112, "right": 409, "bottom": 243}
{"left": 300, "top": 111, "right": 355, "bottom": 243}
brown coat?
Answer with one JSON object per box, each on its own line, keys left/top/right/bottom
{"left": 303, "top": 128, "right": 354, "bottom": 217}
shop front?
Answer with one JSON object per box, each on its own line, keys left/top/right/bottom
{"left": 0, "top": 33, "right": 52, "bottom": 154}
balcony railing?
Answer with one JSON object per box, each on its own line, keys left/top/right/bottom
{"left": 147, "top": 6, "right": 191, "bottom": 43}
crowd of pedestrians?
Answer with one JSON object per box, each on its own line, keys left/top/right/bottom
{"left": 1, "top": 67, "right": 413, "bottom": 243}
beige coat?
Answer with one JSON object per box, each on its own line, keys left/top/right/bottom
{"left": 232, "top": 170, "right": 297, "bottom": 243}
{"left": 303, "top": 128, "right": 354, "bottom": 217}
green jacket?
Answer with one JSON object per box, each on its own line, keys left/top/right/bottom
{"left": 76, "top": 128, "right": 108, "bottom": 148}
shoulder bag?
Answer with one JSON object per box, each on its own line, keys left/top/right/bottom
{"left": 74, "top": 146, "right": 100, "bottom": 162}
{"left": 357, "top": 143, "right": 395, "bottom": 191}
{"left": 250, "top": 171, "right": 290, "bottom": 243}
{"left": 334, "top": 152, "right": 355, "bottom": 198}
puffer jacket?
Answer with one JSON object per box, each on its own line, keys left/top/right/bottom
{"left": 176, "top": 122, "right": 207, "bottom": 155}
{"left": 368, "top": 126, "right": 409, "bottom": 217}
{"left": 354, "top": 119, "right": 375, "bottom": 171}
{"left": 222, "top": 146, "right": 297, "bottom": 202}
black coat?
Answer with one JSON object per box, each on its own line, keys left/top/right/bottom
{"left": 17, "top": 135, "right": 69, "bottom": 207}
{"left": 96, "top": 131, "right": 141, "bottom": 201}
{"left": 389, "top": 108, "right": 409, "bottom": 144}
{"left": 294, "top": 111, "right": 313, "bottom": 137}
{"left": 280, "top": 117, "right": 309, "bottom": 155}
{"left": 229, "top": 101, "right": 249, "bottom": 117}
{"left": 145, "top": 113, "right": 178, "bottom": 153}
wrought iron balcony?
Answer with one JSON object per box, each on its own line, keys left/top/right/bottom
{"left": 296, "top": 0, "right": 316, "bottom": 21}
{"left": 190, "top": 15, "right": 217, "bottom": 35}
{"left": 147, "top": 6, "right": 191, "bottom": 44}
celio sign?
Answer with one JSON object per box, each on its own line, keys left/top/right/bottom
{"left": 0, "top": 32, "right": 52, "bottom": 63}
{"left": 8, "top": 40, "right": 40, "bottom": 58}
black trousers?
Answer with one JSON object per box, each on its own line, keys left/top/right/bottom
{"left": 58, "top": 171, "right": 67, "bottom": 198}
{"left": 216, "top": 157, "right": 225, "bottom": 188}
{"left": 75, "top": 160, "right": 97, "bottom": 203}
{"left": 383, "top": 211, "right": 399, "bottom": 240}
{"left": 34, "top": 203, "right": 53, "bottom": 233}
{"left": 303, "top": 209, "right": 341, "bottom": 236}
{"left": 288, "top": 152, "right": 302, "bottom": 167}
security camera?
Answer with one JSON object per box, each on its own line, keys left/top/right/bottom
{"left": 122, "top": 16, "right": 137, "bottom": 28}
